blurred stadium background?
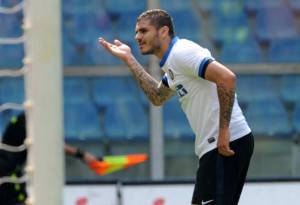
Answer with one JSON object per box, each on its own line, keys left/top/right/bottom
{"left": 1, "top": 0, "right": 300, "bottom": 204}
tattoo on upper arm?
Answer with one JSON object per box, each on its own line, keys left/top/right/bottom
{"left": 217, "top": 83, "right": 235, "bottom": 128}
{"left": 127, "top": 57, "right": 173, "bottom": 105}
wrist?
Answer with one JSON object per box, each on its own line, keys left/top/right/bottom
{"left": 75, "top": 148, "right": 85, "bottom": 160}
{"left": 219, "top": 127, "right": 230, "bottom": 135}
{"left": 125, "top": 54, "right": 137, "bottom": 67}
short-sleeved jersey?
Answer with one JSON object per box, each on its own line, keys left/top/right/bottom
{"left": 160, "top": 37, "right": 251, "bottom": 158}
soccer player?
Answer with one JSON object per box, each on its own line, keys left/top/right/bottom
{"left": 99, "top": 9, "right": 254, "bottom": 205}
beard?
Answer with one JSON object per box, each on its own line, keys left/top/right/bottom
{"left": 140, "top": 43, "right": 161, "bottom": 55}
{"left": 139, "top": 34, "right": 161, "bottom": 55}
{"left": 141, "top": 47, "right": 155, "bottom": 55}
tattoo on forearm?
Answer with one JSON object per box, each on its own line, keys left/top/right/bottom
{"left": 217, "top": 83, "right": 235, "bottom": 128}
{"left": 127, "top": 57, "right": 172, "bottom": 105}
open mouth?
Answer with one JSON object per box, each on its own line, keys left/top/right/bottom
{"left": 138, "top": 41, "right": 145, "bottom": 49}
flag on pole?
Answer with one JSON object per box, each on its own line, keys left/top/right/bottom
{"left": 89, "top": 153, "right": 148, "bottom": 175}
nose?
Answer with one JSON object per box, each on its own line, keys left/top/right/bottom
{"left": 135, "top": 32, "right": 142, "bottom": 43}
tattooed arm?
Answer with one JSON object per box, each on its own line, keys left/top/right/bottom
{"left": 98, "top": 38, "right": 175, "bottom": 106}
{"left": 125, "top": 56, "right": 175, "bottom": 106}
{"left": 205, "top": 61, "right": 236, "bottom": 156}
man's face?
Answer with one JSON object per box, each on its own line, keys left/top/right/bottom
{"left": 135, "top": 19, "right": 162, "bottom": 55}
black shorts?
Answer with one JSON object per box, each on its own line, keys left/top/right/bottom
{"left": 192, "top": 132, "right": 254, "bottom": 205}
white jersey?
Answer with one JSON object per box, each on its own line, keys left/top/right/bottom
{"left": 160, "top": 37, "right": 251, "bottom": 158}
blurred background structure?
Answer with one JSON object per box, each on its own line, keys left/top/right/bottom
{"left": 1, "top": 0, "right": 300, "bottom": 184}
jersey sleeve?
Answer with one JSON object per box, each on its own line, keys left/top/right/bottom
{"left": 161, "top": 73, "right": 170, "bottom": 87}
{"left": 173, "top": 45, "right": 215, "bottom": 79}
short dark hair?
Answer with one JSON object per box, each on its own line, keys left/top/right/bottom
{"left": 137, "top": 9, "right": 175, "bottom": 38}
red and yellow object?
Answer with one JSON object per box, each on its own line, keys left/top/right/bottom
{"left": 89, "top": 153, "right": 148, "bottom": 175}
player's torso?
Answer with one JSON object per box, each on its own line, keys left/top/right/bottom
{"left": 161, "top": 42, "right": 218, "bottom": 113}
{"left": 160, "top": 39, "right": 251, "bottom": 158}
{"left": 162, "top": 48, "right": 219, "bottom": 135}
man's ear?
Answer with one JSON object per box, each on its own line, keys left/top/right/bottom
{"left": 159, "top": 26, "right": 170, "bottom": 38}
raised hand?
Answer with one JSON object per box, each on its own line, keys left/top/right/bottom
{"left": 98, "top": 37, "right": 132, "bottom": 62}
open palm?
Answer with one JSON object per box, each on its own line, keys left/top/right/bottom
{"left": 98, "top": 38, "right": 132, "bottom": 62}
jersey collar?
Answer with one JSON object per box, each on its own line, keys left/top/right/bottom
{"left": 159, "top": 36, "right": 179, "bottom": 68}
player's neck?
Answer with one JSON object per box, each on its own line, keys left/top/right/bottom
{"left": 155, "top": 37, "right": 172, "bottom": 59}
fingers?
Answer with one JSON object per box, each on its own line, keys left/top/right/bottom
{"left": 217, "top": 131, "right": 234, "bottom": 157}
{"left": 98, "top": 37, "right": 113, "bottom": 50}
{"left": 98, "top": 37, "right": 130, "bottom": 62}
{"left": 218, "top": 147, "right": 235, "bottom": 157}
{"left": 114, "top": 39, "right": 123, "bottom": 46}
{"left": 98, "top": 37, "right": 122, "bottom": 47}
{"left": 98, "top": 37, "right": 107, "bottom": 46}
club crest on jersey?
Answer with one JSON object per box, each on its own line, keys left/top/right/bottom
{"left": 168, "top": 69, "right": 174, "bottom": 80}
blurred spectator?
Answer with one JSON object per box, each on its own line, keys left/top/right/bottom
{"left": 0, "top": 112, "right": 97, "bottom": 205}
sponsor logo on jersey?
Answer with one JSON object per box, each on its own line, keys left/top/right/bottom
{"left": 176, "top": 84, "right": 188, "bottom": 97}
{"left": 208, "top": 137, "right": 216, "bottom": 144}
{"left": 168, "top": 69, "right": 174, "bottom": 80}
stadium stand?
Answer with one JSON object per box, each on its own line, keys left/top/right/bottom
{"left": 93, "top": 9, "right": 113, "bottom": 35}
{"left": 3, "top": 0, "right": 300, "bottom": 67}
{"left": 0, "top": 12, "right": 23, "bottom": 38}
{"left": 160, "top": 0, "right": 193, "bottom": 11}
{"left": 0, "top": 0, "right": 22, "bottom": 7}
{"left": 210, "top": 12, "right": 250, "bottom": 45}
{"left": 0, "top": 77, "right": 24, "bottom": 104}
{"left": 245, "top": 100, "right": 293, "bottom": 137}
{"left": 236, "top": 75, "right": 279, "bottom": 106}
{"left": 255, "top": 6, "right": 298, "bottom": 42}
{"left": 91, "top": 77, "right": 124, "bottom": 109}
{"left": 62, "top": 0, "right": 94, "bottom": 14}
{"left": 195, "top": 0, "right": 213, "bottom": 13}
{"left": 0, "top": 44, "right": 24, "bottom": 68}
{"left": 64, "top": 102, "right": 103, "bottom": 141}
{"left": 104, "top": 0, "right": 146, "bottom": 17}
{"left": 268, "top": 37, "right": 300, "bottom": 63}
{"left": 243, "top": 0, "right": 285, "bottom": 12}
{"left": 210, "top": 0, "right": 250, "bottom": 44}
{"left": 126, "top": 77, "right": 149, "bottom": 109}
{"left": 220, "top": 39, "right": 262, "bottom": 63}
{"left": 212, "top": 0, "right": 244, "bottom": 14}
{"left": 279, "top": 75, "right": 300, "bottom": 106}
{"left": 163, "top": 97, "right": 194, "bottom": 140}
{"left": 62, "top": 10, "right": 94, "bottom": 66}
{"left": 103, "top": 100, "right": 149, "bottom": 141}
{"left": 62, "top": 11, "right": 95, "bottom": 44}
{"left": 169, "top": 10, "right": 202, "bottom": 43}
{"left": 289, "top": 0, "right": 300, "bottom": 13}
{"left": 293, "top": 103, "right": 300, "bottom": 134}
{"left": 62, "top": 38, "right": 93, "bottom": 66}
{"left": 102, "top": 102, "right": 126, "bottom": 140}
{"left": 62, "top": 4, "right": 115, "bottom": 65}
{"left": 91, "top": 76, "right": 138, "bottom": 110}
{"left": 115, "top": 11, "right": 141, "bottom": 44}
{"left": 63, "top": 77, "right": 91, "bottom": 104}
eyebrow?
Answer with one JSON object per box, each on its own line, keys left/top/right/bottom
{"left": 135, "top": 27, "right": 147, "bottom": 34}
